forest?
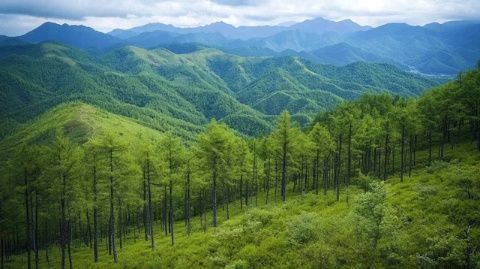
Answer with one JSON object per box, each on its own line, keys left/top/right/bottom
{"left": 0, "top": 63, "right": 479, "bottom": 268}
{"left": 0, "top": 42, "right": 441, "bottom": 140}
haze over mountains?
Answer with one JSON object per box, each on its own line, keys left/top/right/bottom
{"left": 5, "top": 17, "right": 479, "bottom": 75}
{"left": 0, "top": 16, "right": 478, "bottom": 140}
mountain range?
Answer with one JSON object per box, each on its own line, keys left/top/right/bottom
{"left": 0, "top": 42, "right": 440, "bottom": 140}
{"left": 9, "top": 18, "right": 480, "bottom": 75}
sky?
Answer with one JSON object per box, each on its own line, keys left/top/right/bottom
{"left": 0, "top": 0, "right": 479, "bottom": 36}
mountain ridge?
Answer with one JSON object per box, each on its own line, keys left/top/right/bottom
{"left": 10, "top": 19, "right": 480, "bottom": 75}
{"left": 0, "top": 42, "right": 442, "bottom": 139}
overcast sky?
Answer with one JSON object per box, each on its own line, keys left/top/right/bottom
{"left": 0, "top": 0, "right": 479, "bottom": 36}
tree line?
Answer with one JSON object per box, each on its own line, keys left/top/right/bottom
{"left": 0, "top": 66, "right": 479, "bottom": 269}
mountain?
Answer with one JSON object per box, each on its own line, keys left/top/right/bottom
{"left": 304, "top": 42, "right": 401, "bottom": 67}
{"left": 20, "top": 22, "right": 121, "bottom": 49}
{"left": 124, "top": 30, "right": 231, "bottom": 49}
{"left": 345, "top": 21, "right": 480, "bottom": 74}
{"left": 109, "top": 21, "right": 285, "bottom": 40}
{"left": 0, "top": 35, "right": 27, "bottom": 47}
{"left": 109, "top": 17, "right": 369, "bottom": 41}
{"left": 289, "top": 17, "right": 371, "bottom": 34}
{"left": 11, "top": 19, "right": 480, "bottom": 75}
{"left": 109, "top": 23, "right": 182, "bottom": 39}
{"left": 0, "top": 42, "right": 441, "bottom": 139}
{"left": 240, "top": 30, "right": 340, "bottom": 52}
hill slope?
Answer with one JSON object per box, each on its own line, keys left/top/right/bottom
{"left": 0, "top": 43, "right": 441, "bottom": 138}
{"left": 0, "top": 102, "right": 167, "bottom": 159}
{"left": 4, "top": 142, "right": 479, "bottom": 268}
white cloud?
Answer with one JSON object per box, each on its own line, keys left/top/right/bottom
{"left": 0, "top": 0, "right": 479, "bottom": 36}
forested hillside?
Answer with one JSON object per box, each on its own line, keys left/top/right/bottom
{"left": 0, "top": 42, "right": 440, "bottom": 139}
{"left": 0, "top": 65, "right": 478, "bottom": 269}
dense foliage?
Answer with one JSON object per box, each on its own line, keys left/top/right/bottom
{"left": 0, "top": 42, "right": 440, "bottom": 140}
{"left": 0, "top": 65, "right": 479, "bottom": 268}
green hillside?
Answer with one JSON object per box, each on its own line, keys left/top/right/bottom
{"left": 3, "top": 142, "right": 479, "bottom": 269}
{"left": 0, "top": 65, "right": 478, "bottom": 269}
{"left": 0, "top": 43, "right": 441, "bottom": 139}
{"left": 0, "top": 102, "right": 165, "bottom": 152}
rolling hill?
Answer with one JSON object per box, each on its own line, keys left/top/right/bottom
{"left": 0, "top": 42, "right": 441, "bottom": 139}
{"left": 0, "top": 102, "right": 167, "bottom": 160}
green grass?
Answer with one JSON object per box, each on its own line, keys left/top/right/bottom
{"left": 4, "top": 141, "right": 479, "bottom": 268}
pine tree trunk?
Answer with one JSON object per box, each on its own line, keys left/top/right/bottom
{"left": 408, "top": 135, "right": 413, "bottom": 177}
{"left": 400, "top": 124, "right": 405, "bottom": 182}
{"left": 212, "top": 157, "right": 218, "bottom": 227}
{"left": 315, "top": 150, "right": 320, "bottom": 194}
{"left": 253, "top": 143, "right": 258, "bottom": 206}
{"left": 169, "top": 179, "right": 174, "bottom": 245}
{"left": 281, "top": 139, "right": 288, "bottom": 202}
{"left": 239, "top": 175, "right": 243, "bottom": 209}
{"left": 45, "top": 234, "right": 49, "bottom": 265}
{"left": 24, "top": 169, "right": 32, "bottom": 269}
{"left": 147, "top": 158, "right": 155, "bottom": 250}
{"left": 265, "top": 158, "right": 271, "bottom": 204}
{"left": 383, "top": 133, "right": 389, "bottom": 180}
{"left": 163, "top": 186, "right": 167, "bottom": 236}
{"left": 323, "top": 158, "right": 328, "bottom": 195}
{"left": 32, "top": 193, "right": 38, "bottom": 269}
{"left": 201, "top": 189, "right": 207, "bottom": 232}
{"left": 428, "top": 130, "right": 432, "bottom": 165}
{"left": 86, "top": 210, "right": 92, "bottom": 249}
{"left": 245, "top": 173, "right": 249, "bottom": 207}
{"left": 336, "top": 134, "right": 342, "bottom": 201}
{"left": 440, "top": 115, "right": 447, "bottom": 159}
{"left": 109, "top": 149, "right": 118, "bottom": 263}
{"left": 304, "top": 160, "right": 308, "bottom": 194}
{"left": 1, "top": 237, "right": 4, "bottom": 269}
{"left": 67, "top": 221, "right": 72, "bottom": 269}
{"left": 186, "top": 169, "right": 191, "bottom": 234}
{"left": 143, "top": 167, "right": 148, "bottom": 241}
{"left": 347, "top": 123, "right": 352, "bottom": 185}
{"left": 60, "top": 174, "right": 67, "bottom": 269}
{"left": 413, "top": 135, "right": 417, "bottom": 166}
{"left": 118, "top": 203, "right": 123, "bottom": 249}
{"left": 274, "top": 159, "right": 278, "bottom": 201}
{"left": 92, "top": 152, "right": 99, "bottom": 262}
{"left": 477, "top": 106, "right": 480, "bottom": 150}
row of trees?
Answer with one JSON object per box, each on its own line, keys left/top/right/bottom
{"left": 0, "top": 66, "right": 479, "bottom": 269}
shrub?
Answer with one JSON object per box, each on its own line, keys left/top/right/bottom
{"left": 286, "top": 212, "right": 318, "bottom": 246}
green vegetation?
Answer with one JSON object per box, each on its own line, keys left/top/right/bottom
{"left": 0, "top": 42, "right": 440, "bottom": 139}
{"left": 0, "top": 64, "right": 479, "bottom": 268}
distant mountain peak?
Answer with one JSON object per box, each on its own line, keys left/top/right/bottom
{"left": 290, "top": 17, "right": 370, "bottom": 34}
{"left": 20, "top": 21, "right": 120, "bottom": 49}
{"left": 208, "top": 21, "right": 231, "bottom": 26}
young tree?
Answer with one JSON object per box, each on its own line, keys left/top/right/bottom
{"left": 272, "top": 111, "right": 293, "bottom": 202}
{"left": 84, "top": 141, "right": 101, "bottom": 262}
{"left": 47, "top": 132, "right": 83, "bottom": 269}
{"left": 137, "top": 141, "right": 157, "bottom": 250}
{"left": 10, "top": 144, "right": 43, "bottom": 269}
{"left": 196, "top": 120, "right": 237, "bottom": 227}
{"left": 96, "top": 132, "right": 128, "bottom": 263}
{"left": 159, "top": 132, "right": 185, "bottom": 245}
{"left": 309, "top": 123, "right": 334, "bottom": 195}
